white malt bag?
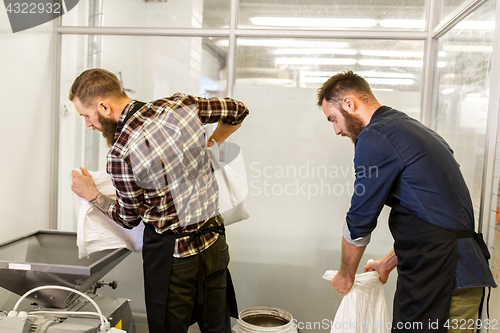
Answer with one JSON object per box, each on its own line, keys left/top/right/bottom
{"left": 323, "top": 270, "right": 390, "bottom": 333}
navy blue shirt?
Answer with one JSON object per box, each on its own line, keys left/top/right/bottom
{"left": 345, "top": 106, "right": 496, "bottom": 289}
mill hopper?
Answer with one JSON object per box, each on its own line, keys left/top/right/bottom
{"left": 0, "top": 230, "right": 130, "bottom": 308}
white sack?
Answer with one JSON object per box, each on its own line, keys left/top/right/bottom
{"left": 73, "top": 170, "right": 144, "bottom": 259}
{"left": 323, "top": 269, "right": 391, "bottom": 333}
{"left": 207, "top": 141, "right": 249, "bottom": 225}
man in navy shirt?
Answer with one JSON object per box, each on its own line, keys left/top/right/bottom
{"left": 318, "top": 70, "right": 496, "bottom": 332}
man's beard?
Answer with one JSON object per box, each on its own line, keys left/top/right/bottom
{"left": 339, "top": 106, "right": 365, "bottom": 143}
{"left": 96, "top": 112, "right": 118, "bottom": 147}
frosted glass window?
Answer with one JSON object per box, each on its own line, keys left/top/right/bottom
{"left": 438, "top": 0, "right": 470, "bottom": 23}
{"left": 238, "top": 0, "right": 428, "bottom": 31}
{"left": 229, "top": 37, "right": 424, "bottom": 118}
{"left": 57, "top": 34, "right": 228, "bottom": 231}
{"left": 62, "top": 0, "right": 230, "bottom": 28}
{"left": 431, "top": 0, "right": 497, "bottom": 222}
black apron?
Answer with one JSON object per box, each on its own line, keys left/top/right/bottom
{"left": 389, "top": 204, "right": 488, "bottom": 332}
{"left": 142, "top": 217, "right": 238, "bottom": 333}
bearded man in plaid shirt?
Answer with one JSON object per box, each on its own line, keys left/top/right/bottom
{"left": 70, "top": 68, "right": 249, "bottom": 333}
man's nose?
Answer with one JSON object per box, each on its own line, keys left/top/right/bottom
{"left": 85, "top": 119, "right": 92, "bottom": 127}
{"left": 333, "top": 124, "right": 342, "bottom": 135}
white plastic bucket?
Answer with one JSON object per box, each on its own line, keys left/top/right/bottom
{"left": 232, "top": 307, "right": 298, "bottom": 333}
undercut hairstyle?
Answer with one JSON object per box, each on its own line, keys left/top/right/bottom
{"left": 69, "top": 68, "right": 127, "bottom": 107}
{"left": 316, "top": 70, "right": 376, "bottom": 108}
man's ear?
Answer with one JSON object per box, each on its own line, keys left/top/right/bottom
{"left": 342, "top": 96, "right": 357, "bottom": 113}
{"left": 98, "top": 101, "right": 112, "bottom": 116}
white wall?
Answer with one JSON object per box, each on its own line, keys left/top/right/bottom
{"left": 0, "top": 11, "right": 55, "bottom": 308}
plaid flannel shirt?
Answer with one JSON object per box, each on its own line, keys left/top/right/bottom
{"left": 106, "top": 93, "right": 249, "bottom": 257}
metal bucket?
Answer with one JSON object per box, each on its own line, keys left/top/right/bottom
{"left": 232, "top": 307, "right": 298, "bottom": 333}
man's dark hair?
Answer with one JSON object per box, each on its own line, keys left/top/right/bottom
{"left": 317, "top": 70, "right": 376, "bottom": 107}
{"left": 69, "top": 68, "right": 127, "bottom": 107}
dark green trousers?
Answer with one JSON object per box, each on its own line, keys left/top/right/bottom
{"left": 448, "top": 287, "right": 483, "bottom": 333}
{"left": 165, "top": 235, "right": 231, "bottom": 333}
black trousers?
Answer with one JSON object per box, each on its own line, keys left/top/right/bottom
{"left": 165, "top": 235, "right": 231, "bottom": 333}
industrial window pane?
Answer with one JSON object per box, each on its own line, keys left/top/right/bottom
{"left": 58, "top": 34, "right": 228, "bottom": 231}
{"left": 431, "top": 0, "right": 497, "bottom": 222}
{"left": 228, "top": 37, "right": 424, "bottom": 118}
{"left": 238, "top": 0, "right": 428, "bottom": 31}
{"left": 438, "top": 0, "right": 470, "bottom": 24}
{"left": 62, "top": 0, "right": 230, "bottom": 28}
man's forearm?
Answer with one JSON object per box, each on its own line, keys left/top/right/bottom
{"left": 340, "top": 237, "right": 366, "bottom": 278}
{"left": 363, "top": 248, "right": 398, "bottom": 284}
{"left": 381, "top": 249, "right": 398, "bottom": 270}
{"left": 208, "top": 123, "right": 241, "bottom": 143}
{"left": 89, "top": 193, "right": 114, "bottom": 219}
{"left": 331, "top": 237, "right": 366, "bottom": 296}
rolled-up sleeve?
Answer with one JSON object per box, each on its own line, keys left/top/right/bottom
{"left": 178, "top": 94, "right": 249, "bottom": 125}
{"left": 345, "top": 130, "right": 403, "bottom": 245}
{"left": 343, "top": 221, "right": 371, "bottom": 246}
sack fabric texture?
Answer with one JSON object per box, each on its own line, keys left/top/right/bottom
{"left": 323, "top": 270, "right": 390, "bottom": 333}
{"left": 73, "top": 169, "right": 144, "bottom": 259}
{"left": 207, "top": 141, "right": 249, "bottom": 225}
